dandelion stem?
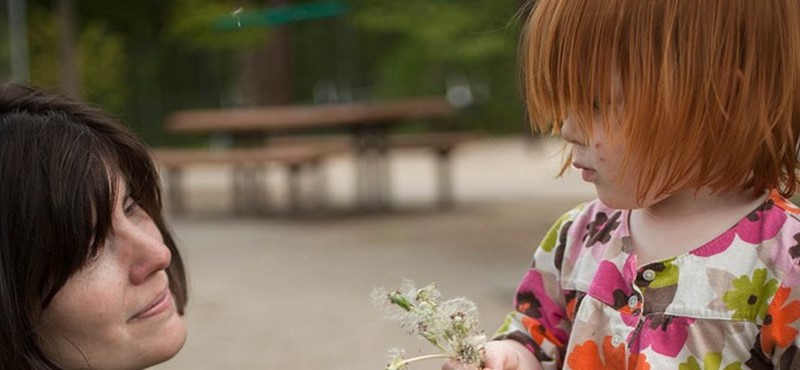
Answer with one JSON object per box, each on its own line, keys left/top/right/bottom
{"left": 389, "top": 353, "right": 452, "bottom": 369}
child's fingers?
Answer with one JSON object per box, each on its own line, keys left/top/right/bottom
{"left": 441, "top": 359, "right": 480, "bottom": 370}
{"left": 441, "top": 359, "right": 460, "bottom": 370}
{"left": 481, "top": 341, "right": 519, "bottom": 370}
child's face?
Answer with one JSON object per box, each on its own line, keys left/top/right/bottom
{"left": 36, "top": 177, "right": 186, "bottom": 368}
{"left": 561, "top": 78, "right": 659, "bottom": 209}
{"left": 562, "top": 110, "right": 641, "bottom": 209}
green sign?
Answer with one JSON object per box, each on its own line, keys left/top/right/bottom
{"left": 215, "top": 1, "right": 348, "bottom": 30}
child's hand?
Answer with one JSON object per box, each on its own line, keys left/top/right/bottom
{"left": 441, "top": 340, "right": 543, "bottom": 370}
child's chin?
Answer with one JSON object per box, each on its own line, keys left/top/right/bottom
{"left": 596, "top": 193, "right": 640, "bottom": 210}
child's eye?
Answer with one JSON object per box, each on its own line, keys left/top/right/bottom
{"left": 592, "top": 98, "right": 602, "bottom": 112}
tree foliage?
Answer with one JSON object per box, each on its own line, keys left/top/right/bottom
{"left": 351, "top": 0, "right": 525, "bottom": 132}
{"left": 10, "top": 0, "right": 528, "bottom": 142}
{"left": 167, "top": 0, "right": 268, "bottom": 52}
{"left": 27, "top": 3, "right": 128, "bottom": 114}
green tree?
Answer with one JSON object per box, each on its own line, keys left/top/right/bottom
{"left": 351, "top": 0, "right": 526, "bottom": 133}
{"left": 27, "top": 3, "right": 128, "bottom": 114}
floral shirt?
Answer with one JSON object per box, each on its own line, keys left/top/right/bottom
{"left": 496, "top": 191, "right": 800, "bottom": 369}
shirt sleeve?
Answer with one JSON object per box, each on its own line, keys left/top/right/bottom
{"left": 494, "top": 206, "right": 582, "bottom": 369}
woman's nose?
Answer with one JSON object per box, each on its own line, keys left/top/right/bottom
{"left": 128, "top": 223, "right": 172, "bottom": 285}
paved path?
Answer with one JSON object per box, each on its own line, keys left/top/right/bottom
{"left": 151, "top": 137, "right": 595, "bottom": 370}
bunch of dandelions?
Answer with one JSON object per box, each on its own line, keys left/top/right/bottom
{"left": 373, "top": 281, "right": 487, "bottom": 370}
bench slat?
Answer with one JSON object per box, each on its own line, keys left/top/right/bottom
{"left": 151, "top": 144, "right": 347, "bottom": 166}
{"left": 151, "top": 144, "right": 348, "bottom": 215}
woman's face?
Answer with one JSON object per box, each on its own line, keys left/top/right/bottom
{"left": 37, "top": 178, "right": 186, "bottom": 369}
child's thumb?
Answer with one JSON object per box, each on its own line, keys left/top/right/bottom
{"left": 481, "top": 342, "right": 519, "bottom": 370}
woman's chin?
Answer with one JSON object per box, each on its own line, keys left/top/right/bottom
{"left": 143, "top": 313, "right": 188, "bottom": 367}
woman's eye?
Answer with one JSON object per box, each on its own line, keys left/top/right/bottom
{"left": 84, "top": 236, "right": 105, "bottom": 266}
{"left": 87, "top": 247, "right": 103, "bottom": 263}
{"left": 123, "top": 200, "right": 138, "bottom": 216}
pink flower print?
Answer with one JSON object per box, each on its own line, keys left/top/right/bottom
{"left": 515, "top": 269, "right": 570, "bottom": 344}
{"left": 582, "top": 211, "right": 622, "bottom": 247}
{"left": 789, "top": 233, "right": 800, "bottom": 260}
{"left": 735, "top": 200, "right": 787, "bottom": 244}
{"left": 692, "top": 200, "right": 786, "bottom": 257}
{"left": 690, "top": 231, "right": 735, "bottom": 258}
{"left": 564, "top": 205, "right": 621, "bottom": 270}
{"left": 589, "top": 260, "right": 635, "bottom": 310}
{"left": 630, "top": 314, "right": 694, "bottom": 357}
{"left": 757, "top": 231, "right": 800, "bottom": 287}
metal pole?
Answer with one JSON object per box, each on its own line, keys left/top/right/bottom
{"left": 8, "top": 0, "right": 29, "bottom": 82}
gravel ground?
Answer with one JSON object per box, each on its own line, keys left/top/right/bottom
{"left": 150, "top": 137, "right": 595, "bottom": 370}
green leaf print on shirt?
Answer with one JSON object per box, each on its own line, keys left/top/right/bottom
{"left": 495, "top": 313, "right": 514, "bottom": 336}
{"left": 722, "top": 269, "right": 778, "bottom": 321}
{"left": 648, "top": 260, "right": 679, "bottom": 289}
{"left": 540, "top": 210, "right": 576, "bottom": 252}
{"left": 679, "top": 352, "right": 742, "bottom": 370}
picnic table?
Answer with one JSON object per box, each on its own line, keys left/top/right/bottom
{"left": 162, "top": 97, "right": 468, "bottom": 212}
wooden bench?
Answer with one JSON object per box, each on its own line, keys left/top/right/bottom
{"left": 151, "top": 144, "right": 347, "bottom": 215}
{"left": 388, "top": 132, "right": 478, "bottom": 208}
{"left": 270, "top": 132, "right": 478, "bottom": 209}
{"left": 164, "top": 99, "right": 460, "bottom": 211}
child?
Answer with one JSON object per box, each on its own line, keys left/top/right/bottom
{"left": 0, "top": 83, "right": 188, "bottom": 368}
{"left": 446, "top": 0, "right": 800, "bottom": 369}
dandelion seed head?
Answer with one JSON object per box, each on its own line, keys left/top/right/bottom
{"left": 415, "top": 283, "right": 440, "bottom": 303}
{"left": 375, "top": 281, "right": 487, "bottom": 368}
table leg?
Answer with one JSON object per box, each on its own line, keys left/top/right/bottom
{"left": 436, "top": 148, "right": 454, "bottom": 209}
{"left": 376, "top": 136, "right": 391, "bottom": 211}
{"left": 353, "top": 126, "right": 391, "bottom": 211}
{"left": 287, "top": 163, "right": 302, "bottom": 214}
{"left": 166, "top": 167, "right": 185, "bottom": 214}
{"left": 232, "top": 166, "right": 244, "bottom": 214}
{"left": 233, "top": 165, "right": 258, "bottom": 215}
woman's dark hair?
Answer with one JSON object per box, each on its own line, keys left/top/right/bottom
{"left": 0, "top": 83, "right": 187, "bottom": 368}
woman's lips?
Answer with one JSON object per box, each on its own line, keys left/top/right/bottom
{"left": 131, "top": 288, "right": 174, "bottom": 321}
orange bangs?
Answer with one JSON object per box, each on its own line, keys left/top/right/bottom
{"left": 521, "top": 0, "right": 800, "bottom": 201}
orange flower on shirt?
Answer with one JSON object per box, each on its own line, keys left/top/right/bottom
{"left": 566, "top": 294, "right": 578, "bottom": 321}
{"left": 521, "top": 315, "right": 565, "bottom": 348}
{"left": 567, "top": 336, "right": 650, "bottom": 370}
{"left": 761, "top": 286, "right": 800, "bottom": 354}
{"left": 770, "top": 191, "right": 800, "bottom": 215}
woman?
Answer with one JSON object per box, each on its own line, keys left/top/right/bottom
{"left": 0, "top": 83, "right": 188, "bottom": 369}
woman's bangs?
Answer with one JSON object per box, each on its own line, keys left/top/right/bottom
{"left": 85, "top": 155, "right": 119, "bottom": 260}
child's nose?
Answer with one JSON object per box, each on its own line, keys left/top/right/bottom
{"left": 128, "top": 226, "right": 172, "bottom": 285}
{"left": 560, "top": 116, "right": 584, "bottom": 145}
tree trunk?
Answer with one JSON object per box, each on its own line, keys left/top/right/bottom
{"left": 56, "top": 0, "right": 80, "bottom": 97}
{"left": 237, "top": 0, "right": 293, "bottom": 106}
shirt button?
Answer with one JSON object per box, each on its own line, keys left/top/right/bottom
{"left": 611, "top": 335, "right": 624, "bottom": 347}
{"left": 628, "top": 295, "right": 639, "bottom": 309}
{"left": 643, "top": 269, "right": 656, "bottom": 281}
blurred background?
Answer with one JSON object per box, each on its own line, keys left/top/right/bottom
{"left": 0, "top": 0, "right": 530, "bottom": 144}
{"left": 1, "top": 1, "right": 597, "bottom": 369}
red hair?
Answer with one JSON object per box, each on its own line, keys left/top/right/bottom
{"left": 522, "top": 0, "right": 800, "bottom": 201}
